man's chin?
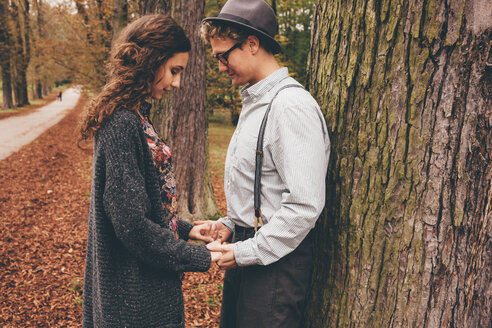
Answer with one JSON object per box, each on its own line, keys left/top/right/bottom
{"left": 230, "top": 77, "right": 244, "bottom": 87}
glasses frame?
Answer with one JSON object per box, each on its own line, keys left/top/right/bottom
{"left": 214, "top": 42, "right": 242, "bottom": 66}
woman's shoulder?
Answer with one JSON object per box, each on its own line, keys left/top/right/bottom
{"left": 100, "top": 109, "right": 140, "bottom": 135}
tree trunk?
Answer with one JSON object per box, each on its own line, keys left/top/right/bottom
{"left": 304, "top": 0, "right": 491, "bottom": 327}
{"left": 112, "top": 0, "right": 128, "bottom": 40}
{"left": 11, "top": 0, "right": 30, "bottom": 107}
{"left": 33, "top": 0, "right": 43, "bottom": 100}
{"left": 0, "top": 0, "right": 14, "bottom": 109}
{"left": 145, "top": 0, "right": 221, "bottom": 221}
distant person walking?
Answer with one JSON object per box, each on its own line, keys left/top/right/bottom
{"left": 79, "top": 14, "right": 220, "bottom": 327}
{"left": 57, "top": 91, "right": 62, "bottom": 101}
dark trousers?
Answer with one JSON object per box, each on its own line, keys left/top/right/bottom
{"left": 219, "top": 226, "right": 313, "bottom": 328}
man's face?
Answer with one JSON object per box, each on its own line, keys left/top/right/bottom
{"left": 210, "top": 36, "right": 253, "bottom": 86}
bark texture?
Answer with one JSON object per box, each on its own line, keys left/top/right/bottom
{"left": 304, "top": 0, "right": 491, "bottom": 327}
{"left": 11, "top": 0, "right": 30, "bottom": 107}
{"left": 149, "top": 0, "right": 221, "bottom": 221}
{"left": 0, "top": 0, "right": 14, "bottom": 109}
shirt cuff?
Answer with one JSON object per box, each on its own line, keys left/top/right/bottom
{"left": 233, "top": 239, "right": 261, "bottom": 266}
{"left": 218, "top": 217, "right": 235, "bottom": 233}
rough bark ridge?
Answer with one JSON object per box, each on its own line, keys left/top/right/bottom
{"left": 304, "top": 0, "right": 491, "bottom": 327}
{"left": 151, "top": 0, "right": 221, "bottom": 221}
{"left": 0, "top": 0, "right": 14, "bottom": 109}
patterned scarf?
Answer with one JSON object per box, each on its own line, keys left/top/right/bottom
{"left": 138, "top": 102, "right": 179, "bottom": 239}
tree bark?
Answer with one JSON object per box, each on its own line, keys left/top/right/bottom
{"left": 152, "top": 0, "right": 221, "bottom": 221}
{"left": 0, "top": 0, "right": 14, "bottom": 109}
{"left": 304, "top": 0, "right": 491, "bottom": 327}
{"left": 33, "top": 0, "right": 43, "bottom": 100}
{"left": 112, "top": 0, "right": 128, "bottom": 41}
{"left": 11, "top": 0, "right": 30, "bottom": 107}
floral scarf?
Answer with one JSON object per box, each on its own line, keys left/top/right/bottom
{"left": 138, "top": 102, "right": 179, "bottom": 239}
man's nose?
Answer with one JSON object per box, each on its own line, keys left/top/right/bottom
{"left": 218, "top": 61, "right": 228, "bottom": 73}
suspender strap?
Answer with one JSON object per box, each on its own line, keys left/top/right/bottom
{"left": 254, "top": 84, "right": 305, "bottom": 232}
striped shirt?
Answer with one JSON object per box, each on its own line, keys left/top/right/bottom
{"left": 219, "top": 67, "right": 330, "bottom": 266}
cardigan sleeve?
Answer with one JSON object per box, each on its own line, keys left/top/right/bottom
{"left": 177, "top": 219, "right": 193, "bottom": 241}
{"left": 101, "top": 114, "right": 211, "bottom": 272}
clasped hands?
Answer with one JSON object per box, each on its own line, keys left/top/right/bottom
{"left": 189, "top": 220, "right": 237, "bottom": 270}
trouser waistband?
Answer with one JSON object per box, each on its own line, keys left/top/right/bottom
{"left": 234, "top": 225, "right": 257, "bottom": 241}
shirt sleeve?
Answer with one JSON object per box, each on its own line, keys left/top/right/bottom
{"left": 102, "top": 117, "right": 211, "bottom": 272}
{"left": 233, "top": 89, "right": 330, "bottom": 266}
{"left": 218, "top": 216, "right": 235, "bottom": 233}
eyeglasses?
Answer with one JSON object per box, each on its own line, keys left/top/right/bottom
{"left": 213, "top": 42, "right": 242, "bottom": 66}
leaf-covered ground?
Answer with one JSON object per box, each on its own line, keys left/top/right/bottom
{"left": 0, "top": 97, "right": 230, "bottom": 327}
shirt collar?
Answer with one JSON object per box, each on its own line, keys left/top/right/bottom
{"left": 241, "top": 67, "right": 289, "bottom": 100}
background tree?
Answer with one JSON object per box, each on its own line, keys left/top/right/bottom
{"left": 10, "top": 0, "right": 31, "bottom": 107}
{"left": 31, "top": 0, "right": 44, "bottom": 99}
{"left": 0, "top": 0, "right": 15, "bottom": 109}
{"left": 304, "top": 0, "right": 491, "bottom": 327}
{"left": 148, "top": 0, "right": 222, "bottom": 221}
{"left": 274, "top": 0, "right": 314, "bottom": 86}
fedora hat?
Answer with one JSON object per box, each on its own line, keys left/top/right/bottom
{"left": 203, "top": 0, "right": 281, "bottom": 54}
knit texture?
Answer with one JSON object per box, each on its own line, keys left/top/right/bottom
{"left": 82, "top": 109, "right": 211, "bottom": 328}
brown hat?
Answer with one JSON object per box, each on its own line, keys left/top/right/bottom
{"left": 202, "top": 0, "right": 281, "bottom": 54}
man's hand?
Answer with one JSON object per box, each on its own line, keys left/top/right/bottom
{"left": 189, "top": 223, "right": 215, "bottom": 243}
{"left": 210, "top": 250, "right": 223, "bottom": 263}
{"left": 192, "top": 220, "right": 232, "bottom": 243}
{"left": 207, "top": 242, "right": 237, "bottom": 270}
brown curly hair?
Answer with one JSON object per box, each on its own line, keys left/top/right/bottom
{"left": 80, "top": 14, "right": 191, "bottom": 140}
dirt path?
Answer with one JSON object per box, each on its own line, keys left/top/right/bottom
{"left": 0, "top": 96, "right": 225, "bottom": 327}
{"left": 0, "top": 88, "right": 81, "bottom": 161}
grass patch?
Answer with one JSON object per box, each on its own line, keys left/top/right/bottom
{"left": 208, "top": 123, "right": 235, "bottom": 180}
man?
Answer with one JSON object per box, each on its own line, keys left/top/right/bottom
{"left": 197, "top": 0, "right": 330, "bottom": 327}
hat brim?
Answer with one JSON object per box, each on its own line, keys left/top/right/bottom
{"left": 203, "top": 16, "right": 281, "bottom": 54}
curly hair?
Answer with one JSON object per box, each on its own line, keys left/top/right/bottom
{"left": 80, "top": 14, "right": 191, "bottom": 140}
{"left": 200, "top": 20, "right": 275, "bottom": 54}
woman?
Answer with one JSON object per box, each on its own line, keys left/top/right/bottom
{"left": 80, "top": 14, "right": 219, "bottom": 327}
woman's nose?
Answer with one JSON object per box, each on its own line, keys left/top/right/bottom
{"left": 171, "top": 77, "right": 181, "bottom": 89}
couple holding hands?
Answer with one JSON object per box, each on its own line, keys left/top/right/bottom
{"left": 80, "top": 0, "right": 330, "bottom": 327}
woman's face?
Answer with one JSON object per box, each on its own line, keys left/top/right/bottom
{"left": 150, "top": 52, "right": 189, "bottom": 100}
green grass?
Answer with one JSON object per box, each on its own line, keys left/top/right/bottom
{"left": 208, "top": 111, "right": 230, "bottom": 125}
{"left": 208, "top": 123, "right": 235, "bottom": 181}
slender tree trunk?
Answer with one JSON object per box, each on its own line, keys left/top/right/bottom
{"left": 145, "top": 0, "right": 221, "bottom": 221}
{"left": 33, "top": 0, "right": 43, "bottom": 100}
{"left": 1, "top": 65, "right": 15, "bottom": 110}
{"left": 304, "top": 0, "right": 491, "bottom": 327}
{"left": 0, "top": 0, "right": 14, "bottom": 109}
{"left": 112, "top": 0, "right": 128, "bottom": 41}
{"left": 11, "top": 0, "right": 30, "bottom": 107}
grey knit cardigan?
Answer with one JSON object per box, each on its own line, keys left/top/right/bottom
{"left": 82, "top": 109, "right": 211, "bottom": 328}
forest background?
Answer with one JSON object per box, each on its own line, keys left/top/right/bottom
{"left": 0, "top": 0, "right": 490, "bottom": 327}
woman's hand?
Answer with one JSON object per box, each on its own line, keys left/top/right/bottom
{"left": 189, "top": 223, "right": 215, "bottom": 243}
{"left": 209, "top": 240, "right": 223, "bottom": 262}
{"left": 207, "top": 241, "right": 237, "bottom": 270}
{"left": 191, "top": 220, "right": 232, "bottom": 243}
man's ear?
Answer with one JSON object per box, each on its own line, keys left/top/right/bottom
{"left": 246, "top": 35, "right": 260, "bottom": 55}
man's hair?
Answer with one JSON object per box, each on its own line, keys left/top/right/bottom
{"left": 200, "top": 21, "right": 276, "bottom": 54}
